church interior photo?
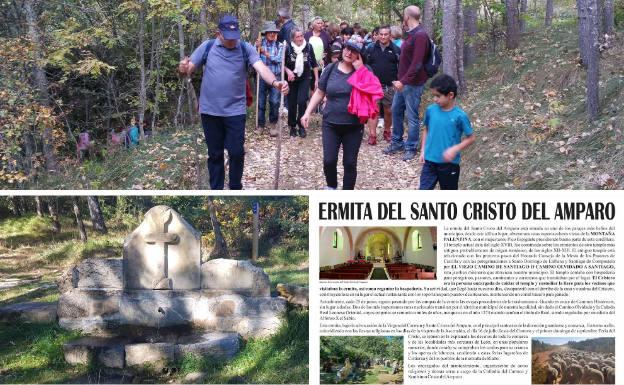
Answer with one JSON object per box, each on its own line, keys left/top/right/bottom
{"left": 319, "top": 227, "right": 437, "bottom": 280}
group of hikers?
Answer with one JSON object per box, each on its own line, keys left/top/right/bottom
{"left": 178, "top": 5, "right": 475, "bottom": 190}
{"left": 75, "top": 119, "right": 150, "bottom": 162}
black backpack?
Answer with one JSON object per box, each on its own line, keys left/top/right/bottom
{"left": 423, "top": 36, "right": 442, "bottom": 78}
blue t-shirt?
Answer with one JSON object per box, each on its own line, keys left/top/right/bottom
{"left": 190, "top": 39, "right": 260, "bottom": 117}
{"left": 423, "top": 104, "right": 473, "bottom": 164}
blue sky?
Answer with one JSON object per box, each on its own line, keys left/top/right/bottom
{"left": 533, "top": 337, "right": 589, "bottom": 345}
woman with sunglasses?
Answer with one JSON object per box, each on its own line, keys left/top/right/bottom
{"left": 301, "top": 35, "right": 376, "bottom": 190}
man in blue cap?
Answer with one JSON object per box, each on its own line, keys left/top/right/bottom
{"left": 179, "top": 15, "right": 289, "bottom": 190}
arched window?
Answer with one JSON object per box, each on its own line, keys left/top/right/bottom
{"left": 332, "top": 229, "right": 344, "bottom": 250}
{"left": 411, "top": 230, "right": 422, "bottom": 251}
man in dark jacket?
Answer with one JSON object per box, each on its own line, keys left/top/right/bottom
{"left": 278, "top": 7, "right": 296, "bottom": 44}
{"left": 365, "top": 25, "right": 400, "bottom": 145}
{"left": 383, "top": 5, "right": 430, "bottom": 161}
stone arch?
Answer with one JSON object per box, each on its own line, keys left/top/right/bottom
{"left": 353, "top": 228, "right": 403, "bottom": 257}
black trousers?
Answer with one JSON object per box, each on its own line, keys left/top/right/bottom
{"left": 287, "top": 77, "right": 310, "bottom": 128}
{"left": 419, "top": 160, "right": 460, "bottom": 190}
{"left": 200, "top": 113, "right": 246, "bottom": 190}
{"left": 322, "top": 121, "right": 364, "bottom": 190}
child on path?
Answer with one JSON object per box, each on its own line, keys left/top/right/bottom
{"left": 419, "top": 74, "right": 475, "bottom": 190}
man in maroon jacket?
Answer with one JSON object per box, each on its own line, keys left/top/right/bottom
{"left": 383, "top": 5, "right": 430, "bottom": 161}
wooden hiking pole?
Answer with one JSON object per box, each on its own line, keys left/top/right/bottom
{"left": 255, "top": 31, "right": 262, "bottom": 130}
{"left": 273, "top": 40, "right": 287, "bottom": 189}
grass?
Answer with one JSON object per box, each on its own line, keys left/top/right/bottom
{"left": 258, "top": 236, "right": 309, "bottom": 288}
{"left": 320, "top": 365, "right": 403, "bottom": 384}
{"left": 0, "top": 283, "right": 59, "bottom": 306}
{"left": 0, "top": 322, "right": 87, "bottom": 384}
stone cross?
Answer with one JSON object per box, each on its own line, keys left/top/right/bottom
{"left": 144, "top": 209, "right": 179, "bottom": 290}
{"left": 124, "top": 205, "right": 201, "bottom": 290}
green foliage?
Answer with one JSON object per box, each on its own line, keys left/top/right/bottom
{"left": 568, "top": 338, "right": 615, "bottom": 354}
{"left": 615, "top": 0, "right": 624, "bottom": 26}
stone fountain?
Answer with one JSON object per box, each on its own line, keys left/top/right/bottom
{"left": 57, "top": 205, "right": 286, "bottom": 369}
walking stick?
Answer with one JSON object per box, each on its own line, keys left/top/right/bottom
{"left": 273, "top": 40, "right": 287, "bottom": 190}
{"left": 255, "top": 31, "right": 262, "bottom": 131}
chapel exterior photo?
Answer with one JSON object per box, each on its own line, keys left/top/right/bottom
{"left": 319, "top": 227, "right": 437, "bottom": 280}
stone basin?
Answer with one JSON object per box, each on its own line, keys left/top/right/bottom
{"left": 63, "top": 327, "right": 240, "bottom": 369}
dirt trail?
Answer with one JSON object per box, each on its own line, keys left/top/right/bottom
{"left": 242, "top": 115, "right": 423, "bottom": 190}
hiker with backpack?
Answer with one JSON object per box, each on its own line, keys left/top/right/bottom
{"left": 383, "top": 5, "right": 432, "bottom": 161}
{"left": 178, "top": 15, "right": 288, "bottom": 190}
{"left": 364, "top": 25, "right": 401, "bottom": 145}
{"left": 255, "top": 21, "right": 284, "bottom": 137}
{"left": 300, "top": 35, "right": 382, "bottom": 190}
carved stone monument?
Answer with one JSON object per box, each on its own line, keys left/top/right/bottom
{"left": 57, "top": 205, "right": 288, "bottom": 369}
{"left": 124, "top": 206, "right": 200, "bottom": 290}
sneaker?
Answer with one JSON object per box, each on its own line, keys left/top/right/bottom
{"left": 289, "top": 126, "right": 297, "bottom": 137}
{"left": 269, "top": 125, "right": 278, "bottom": 137}
{"left": 402, "top": 150, "right": 416, "bottom": 161}
{"left": 298, "top": 127, "right": 306, "bottom": 138}
{"left": 382, "top": 142, "right": 404, "bottom": 154}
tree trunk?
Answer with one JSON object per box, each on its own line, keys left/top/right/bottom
{"left": 505, "top": 0, "right": 520, "bottom": 49}
{"left": 87, "top": 196, "right": 108, "bottom": 234}
{"left": 249, "top": 0, "right": 263, "bottom": 41}
{"left": 456, "top": 0, "right": 466, "bottom": 93}
{"left": 603, "top": 0, "right": 614, "bottom": 33}
{"left": 138, "top": 0, "right": 147, "bottom": 139}
{"left": 72, "top": 197, "right": 88, "bottom": 243}
{"left": 545, "top": 0, "right": 554, "bottom": 26}
{"left": 35, "top": 196, "right": 45, "bottom": 216}
{"left": 442, "top": 0, "right": 459, "bottom": 80}
{"left": 151, "top": 17, "right": 164, "bottom": 134}
{"left": 200, "top": 4, "right": 209, "bottom": 40}
{"left": 207, "top": 197, "right": 228, "bottom": 259}
{"left": 519, "top": 0, "right": 528, "bottom": 32}
{"left": 578, "top": 0, "right": 600, "bottom": 119}
{"left": 23, "top": 0, "right": 57, "bottom": 172}
{"left": 8, "top": 196, "right": 22, "bottom": 216}
{"left": 463, "top": 5, "right": 478, "bottom": 67}
{"left": 423, "top": 0, "right": 436, "bottom": 37}
{"left": 47, "top": 198, "right": 61, "bottom": 233}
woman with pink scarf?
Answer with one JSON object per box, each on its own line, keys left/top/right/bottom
{"left": 301, "top": 35, "right": 382, "bottom": 190}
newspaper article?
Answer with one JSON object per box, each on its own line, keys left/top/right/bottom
{"left": 310, "top": 190, "right": 621, "bottom": 385}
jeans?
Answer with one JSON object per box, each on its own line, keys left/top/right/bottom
{"left": 258, "top": 78, "right": 280, "bottom": 127}
{"left": 391, "top": 84, "right": 425, "bottom": 151}
{"left": 201, "top": 114, "right": 246, "bottom": 190}
{"left": 288, "top": 77, "right": 310, "bottom": 128}
{"left": 419, "top": 160, "right": 461, "bottom": 190}
{"left": 322, "top": 121, "right": 364, "bottom": 190}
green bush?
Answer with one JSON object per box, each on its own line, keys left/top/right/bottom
{"left": 615, "top": 0, "right": 624, "bottom": 26}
